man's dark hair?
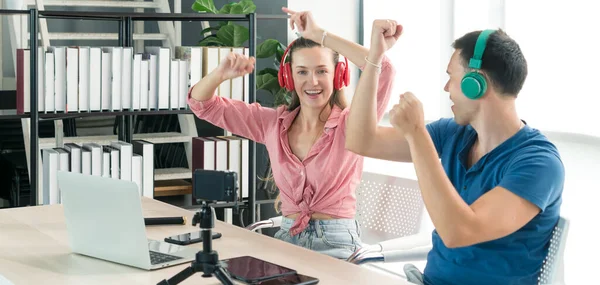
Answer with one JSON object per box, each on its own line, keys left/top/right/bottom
{"left": 452, "top": 29, "right": 528, "bottom": 97}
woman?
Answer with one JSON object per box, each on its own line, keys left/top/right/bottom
{"left": 187, "top": 8, "right": 402, "bottom": 259}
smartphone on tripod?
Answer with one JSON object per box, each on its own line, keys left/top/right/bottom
{"left": 164, "top": 231, "right": 222, "bottom": 246}
{"left": 158, "top": 170, "right": 240, "bottom": 285}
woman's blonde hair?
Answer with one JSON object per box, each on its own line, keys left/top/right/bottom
{"left": 267, "top": 37, "right": 348, "bottom": 213}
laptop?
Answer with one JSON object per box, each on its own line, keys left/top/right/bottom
{"left": 58, "top": 171, "right": 197, "bottom": 270}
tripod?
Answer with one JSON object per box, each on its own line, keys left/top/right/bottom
{"left": 158, "top": 202, "right": 234, "bottom": 285}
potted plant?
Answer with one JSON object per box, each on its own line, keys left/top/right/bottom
{"left": 191, "top": 0, "right": 290, "bottom": 106}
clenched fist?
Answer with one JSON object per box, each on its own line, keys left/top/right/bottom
{"left": 389, "top": 92, "right": 425, "bottom": 138}
{"left": 369, "top": 19, "right": 403, "bottom": 62}
{"left": 216, "top": 52, "right": 255, "bottom": 82}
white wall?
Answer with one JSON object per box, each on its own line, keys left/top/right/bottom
{"left": 542, "top": 132, "right": 600, "bottom": 285}
{"left": 286, "top": 0, "right": 361, "bottom": 101}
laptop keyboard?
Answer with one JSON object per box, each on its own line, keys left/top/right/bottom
{"left": 149, "top": 251, "right": 183, "bottom": 265}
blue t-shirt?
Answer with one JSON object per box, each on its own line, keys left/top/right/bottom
{"left": 423, "top": 118, "right": 564, "bottom": 285}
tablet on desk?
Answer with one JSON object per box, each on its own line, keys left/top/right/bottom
{"left": 255, "top": 273, "right": 319, "bottom": 285}
{"left": 222, "top": 256, "right": 297, "bottom": 284}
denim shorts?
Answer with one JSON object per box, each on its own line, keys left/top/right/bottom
{"left": 274, "top": 217, "right": 363, "bottom": 260}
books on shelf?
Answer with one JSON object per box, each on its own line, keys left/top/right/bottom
{"left": 63, "top": 143, "right": 82, "bottom": 173}
{"left": 66, "top": 47, "right": 78, "bottom": 112}
{"left": 145, "top": 46, "right": 170, "bottom": 110}
{"left": 48, "top": 46, "right": 66, "bottom": 112}
{"left": 132, "top": 140, "right": 155, "bottom": 199}
{"left": 89, "top": 47, "right": 102, "bottom": 111}
{"left": 78, "top": 47, "right": 90, "bottom": 112}
{"left": 132, "top": 154, "right": 143, "bottom": 195}
{"left": 107, "top": 47, "right": 123, "bottom": 112}
{"left": 40, "top": 140, "right": 155, "bottom": 205}
{"left": 44, "top": 50, "right": 55, "bottom": 112}
{"left": 16, "top": 49, "right": 31, "bottom": 114}
{"left": 81, "top": 147, "right": 92, "bottom": 175}
{"left": 82, "top": 143, "right": 103, "bottom": 176}
{"left": 101, "top": 48, "right": 112, "bottom": 111}
{"left": 103, "top": 145, "right": 120, "bottom": 179}
{"left": 15, "top": 45, "right": 248, "bottom": 115}
{"left": 132, "top": 53, "right": 142, "bottom": 111}
{"left": 174, "top": 46, "right": 203, "bottom": 107}
{"left": 170, "top": 59, "right": 180, "bottom": 109}
{"left": 122, "top": 47, "right": 133, "bottom": 110}
{"left": 110, "top": 141, "right": 133, "bottom": 181}
{"left": 42, "top": 148, "right": 59, "bottom": 205}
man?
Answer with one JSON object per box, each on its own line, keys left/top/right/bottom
{"left": 346, "top": 26, "right": 564, "bottom": 285}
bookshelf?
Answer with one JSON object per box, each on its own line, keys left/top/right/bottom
{"left": 1, "top": 9, "right": 258, "bottom": 224}
{"left": 2, "top": 109, "right": 194, "bottom": 119}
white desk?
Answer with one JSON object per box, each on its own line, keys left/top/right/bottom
{"left": 0, "top": 198, "right": 409, "bottom": 284}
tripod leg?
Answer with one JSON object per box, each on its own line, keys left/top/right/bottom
{"left": 157, "top": 264, "right": 196, "bottom": 285}
{"left": 213, "top": 267, "right": 235, "bottom": 285}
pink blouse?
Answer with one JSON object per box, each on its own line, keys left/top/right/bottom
{"left": 188, "top": 56, "right": 395, "bottom": 235}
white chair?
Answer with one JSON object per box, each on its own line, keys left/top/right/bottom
{"left": 538, "top": 216, "right": 570, "bottom": 285}
{"left": 352, "top": 216, "right": 570, "bottom": 285}
{"left": 246, "top": 172, "right": 430, "bottom": 277}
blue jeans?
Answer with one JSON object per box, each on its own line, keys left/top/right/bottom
{"left": 274, "top": 217, "right": 363, "bottom": 260}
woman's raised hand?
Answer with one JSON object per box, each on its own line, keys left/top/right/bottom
{"left": 216, "top": 52, "right": 256, "bottom": 81}
{"left": 282, "top": 7, "right": 324, "bottom": 43}
{"left": 369, "top": 19, "right": 403, "bottom": 61}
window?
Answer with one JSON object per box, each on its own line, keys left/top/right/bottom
{"left": 363, "top": 0, "right": 444, "bottom": 121}
{"left": 505, "top": 0, "right": 600, "bottom": 137}
{"left": 365, "top": 0, "right": 600, "bottom": 139}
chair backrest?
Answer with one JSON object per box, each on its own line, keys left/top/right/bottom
{"left": 355, "top": 172, "right": 425, "bottom": 245}
{"left": 538, "top": 216, "right": 570, "bottom": 285}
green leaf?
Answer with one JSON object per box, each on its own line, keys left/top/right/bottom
{"left": 215, "top": 25, "right": 234, "bottom": 46}
{"left": 257, "top": 68, "right": 278, "bottom": 77}
{"left": 276, "top": 42, "right": 286, "bottom": 63}
{"left": 274, "top": 88, "right": 290, "bottom": 106}
{"left": 218, "top": 3, "right": 232, "bottom": 14}
{"left": 217, "top": 23, "right": 249, "bottom": 47}
{"left": 230, "top": 3, "right": 244, "bottom": 14}
{"left": 197, "top": 35, "right": 226, "bottom": 46}
{"left": 232, "top": 25, "right": 249, "bottom": 46}
{"left": 257, "top": 39, "right": 279, "bottom": 58}
{"left": 191, "top": 0, "right": 217, "bottom": 14}
{"left": 239, "top": 0, "right": 257, "bottom": 14}
{"left": 199, "top": 26, "right": 221, "bottom": 36}
{"left": 257, "top": 73, "right": 280, "bottom": 95}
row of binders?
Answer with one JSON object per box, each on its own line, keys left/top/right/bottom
{"left": 16, "top": 46, "right": 250, "bottom": 114}
{"left": 41, "top": 140, "right": 154, "bottom": 205}
{"left": 193, "top": 136, "right": 250, "bottom": 200}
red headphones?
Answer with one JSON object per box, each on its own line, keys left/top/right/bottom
{"left": 277, "top": 39, "right": 350, "bottom": 92}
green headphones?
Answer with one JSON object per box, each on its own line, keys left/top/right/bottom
{"left": 461, "top": 29, "right": 495, "bottom": 100}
